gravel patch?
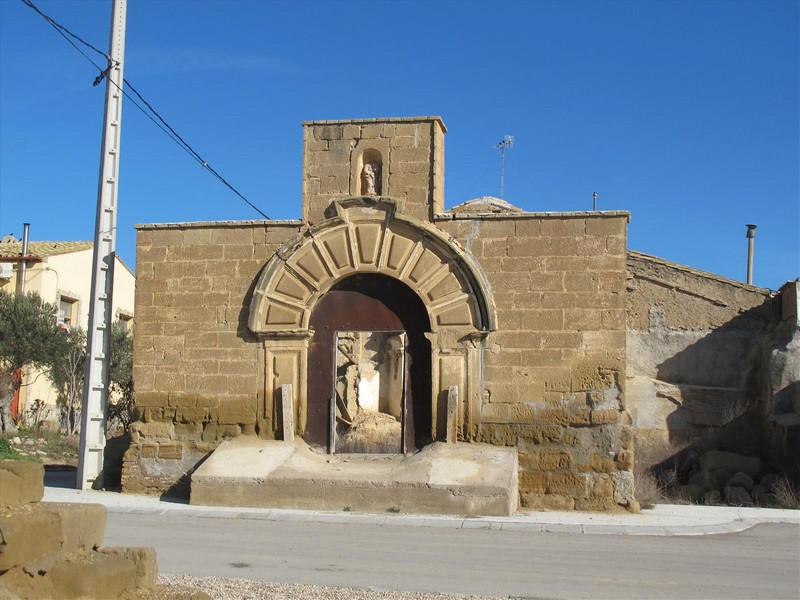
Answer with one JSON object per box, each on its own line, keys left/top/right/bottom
{"left": 158, "top": 575, "right": 503, "bottom": 600}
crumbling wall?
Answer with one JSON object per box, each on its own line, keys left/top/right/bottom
{"left": 626, "top": 251, "right": 777, "bottom": 451}
{"left": 123, "top": 221, "right": 302, "bottom": 495}
{"left": 762, "top": 280, "right": 800, "bottom": 462}
{"left": 438, "top": 211, "right": 634, "bottom": 511}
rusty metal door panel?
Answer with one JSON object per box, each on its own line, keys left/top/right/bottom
{"left": 306, "top": 274, "right": 431, "bottom": 452}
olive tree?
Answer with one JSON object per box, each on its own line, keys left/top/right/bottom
{"left": 108, "top": 321, "right": 133, "bottom": 430}
{"left": 49, "top": 326, "right": 86, "bottom": 435}
{"left": 0, "top": 291, "right": 62, "bottom": 435}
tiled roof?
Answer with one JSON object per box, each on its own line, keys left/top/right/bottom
{"left": 0, "top": 241, "right": 94, "bottom": 258}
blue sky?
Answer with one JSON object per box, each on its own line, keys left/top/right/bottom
{"left": 1, "top": 0, "right": 797, "bottom": 290}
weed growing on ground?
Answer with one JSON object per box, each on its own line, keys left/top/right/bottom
{"left": 633, "top": 435, "right": 689, "bottom": 508}
{"left": 633, "top": 468, "right": 662, "bottom": 509}
{"left": 0, "top": 436, "right": 23, "bottom": 460}
{"left": 2, "top": 428, "right": 79, "bottom": 464}
{"left": 773, "top": 477, "right": 800, "bottom": 509}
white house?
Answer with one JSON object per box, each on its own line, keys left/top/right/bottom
{"left": 0, "top": 236, "right": 135, "bottom": 428}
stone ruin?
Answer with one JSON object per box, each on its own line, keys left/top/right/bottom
{"left": 118, "top": 116, "right": 799, "bottom": 512}
{"left": 0, "top": 460, "right": 208, "bottom": 599}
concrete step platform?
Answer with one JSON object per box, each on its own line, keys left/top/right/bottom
{"left": 190, "top": 439, "right": 519, "bottom": 517}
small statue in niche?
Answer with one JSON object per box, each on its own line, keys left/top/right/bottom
{"left": 361, "top": 162, "right": 381, "bottom": 196}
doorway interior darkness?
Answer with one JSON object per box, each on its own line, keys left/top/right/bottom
{"left": 306, "top": 274, "right": 432, "bottom": 453}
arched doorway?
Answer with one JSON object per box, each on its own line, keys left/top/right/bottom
{"left": 249, "top": 198, "right": 497, "bottom": 449}
{"left": 306, "top": 274, "right": 431, "bottom": 453}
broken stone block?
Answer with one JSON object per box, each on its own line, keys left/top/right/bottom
{"left": 46, "top": 503, "right": 107, "bottom": 553}
{"left": 759, "top": 473, "right": 780, "bottom": 490}
{"left": 99, "top": 547, "right": 158, "bottom": 590}
{"left": 709, "top": 468, "right": 731, "bottom": 491}
{"left": 612, "top": 470, "right": 634, "bottom": 504}
{"left": 700, "top": 451, "right": 760, "bottom": 478}
{"left": 675, "top": 484, "right": 704, "bottom": 503}
{"left": 0, "top": 564, "right": 55, "bottom": 599}
{"left": 46, "top": 551, "right": 137, "bottom": 599}
{"left": 688, "top": 469, "right": 716, "bottom": 492}
{"left": 335, "top": 411, "right": 402, "bottom": 453}
{"left": 0, "top": 506, "right": 61, "bottom": 572}
{"left": 726, "top": 472, "right": 754, "bottom": 492}
{"left": 724, "top": 485, "right": 752, "bottom": 506}
{"left": 0, "top": 461, "right": 44, "bottom": 508}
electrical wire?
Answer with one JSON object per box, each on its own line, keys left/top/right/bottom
{"left": 21, "top": 0, "right": 110, "bottom": 64}
{"left": 20, "top": 0, "right": 270, "bottom": 220}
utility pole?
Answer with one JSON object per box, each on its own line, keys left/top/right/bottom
{"left": 77, "top": 0, "right": 127, "bottom": 490}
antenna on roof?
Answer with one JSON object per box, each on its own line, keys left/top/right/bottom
{"left": 494, "top": 135, "right": 514, "bottom": 198}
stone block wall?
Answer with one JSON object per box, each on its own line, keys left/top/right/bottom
{"left": 763, "top": 280, "right": 800, "bottom": 461}
{"left": 626, "top": 250, "right": 776, "bottom": 448}
{"left": 303, "top": 117, "right": 446, "bottom": 224}
{"left": 437, "top": 211, "right": 633, "bottom": 511}
{"left": 124, "top": 221, "right": 302, "bottom": 495}
{"left": 125, "top": 208, "right": 635, "bottom": 509}
{"left": 122, "top": 115, "right": 639, "bottom": 511}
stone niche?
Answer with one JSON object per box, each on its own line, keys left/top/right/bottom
{"left": 354, "top": 149, "right": 384, "bottom": 197}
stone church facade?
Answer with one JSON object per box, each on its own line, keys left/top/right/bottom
{"left": 123, "top": 116, "right": 795, "bottom": 510}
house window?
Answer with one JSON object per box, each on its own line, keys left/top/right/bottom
{"left": 58, "top": 296, "right": 78, "bottom": 327}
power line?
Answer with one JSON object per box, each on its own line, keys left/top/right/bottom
{"left": 21, "top": 0, "right": 111, "bottom": 64}
{"left": 20, "top": 0, "right": 270, "bottom": 220}
{"left": 123, "top": 80, "right": 206, "bottom": 165}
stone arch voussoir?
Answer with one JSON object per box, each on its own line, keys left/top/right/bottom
{"left": 248, "top": 197, "right": 496, "bottom": 336}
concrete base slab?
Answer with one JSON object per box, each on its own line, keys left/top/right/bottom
{"left": 190, "top": 439, "right": 519, "bottom": 517}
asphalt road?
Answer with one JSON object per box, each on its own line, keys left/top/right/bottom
{"left": 104, "top": 512, "right": 800, "bottom": 599}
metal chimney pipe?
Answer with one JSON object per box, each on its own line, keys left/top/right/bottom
{"left": 746, "top": 224, "right": 757, "bottom": 285}
{"left": 18, "top": 223, "right": 30, "bottom": 294}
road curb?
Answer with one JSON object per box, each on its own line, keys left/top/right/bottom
{"left": 43, "top": 485, "right": 799, "bottom": 536}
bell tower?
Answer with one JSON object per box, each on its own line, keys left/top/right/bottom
{"left": 301, "top": 116, "right": 446, "bottom": 224}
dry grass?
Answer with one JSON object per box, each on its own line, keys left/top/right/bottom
{"left": 772, "top": 476, "right": 800, "bottom": 509}
{"left": 632, "top": 469, "right": 663, "bottom": 509}
{"left": 633, "top": 434, "right": 690, "bottom": 508}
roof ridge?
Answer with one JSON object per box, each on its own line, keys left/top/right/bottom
{"left": 627, "top": 249, "right": 773, "bottom": 294}
{"left": 0, "top": 240, "right": 95, "bottom": 258}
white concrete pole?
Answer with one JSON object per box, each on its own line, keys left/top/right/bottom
{"left": 77, "top": 0, "right": 127, "bottom": 490}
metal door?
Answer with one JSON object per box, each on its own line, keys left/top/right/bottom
{"left": 306, "top": 274, "right": 431, "bottom": 453}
